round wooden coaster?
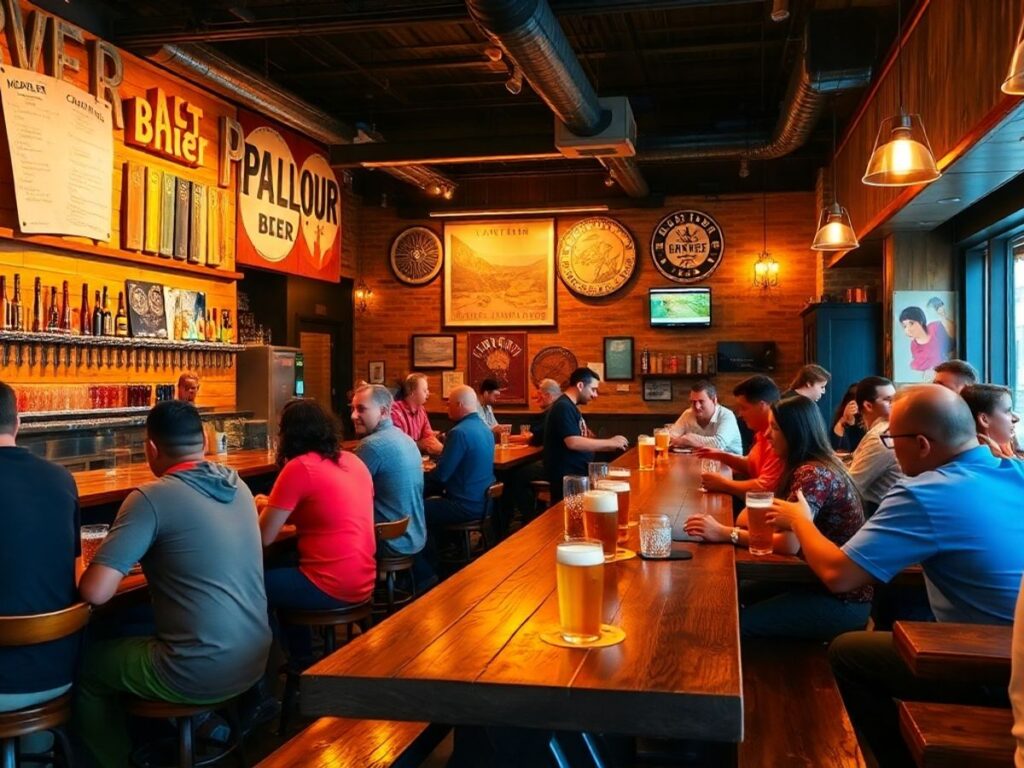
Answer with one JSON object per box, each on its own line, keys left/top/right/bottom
{"left": 613, "top": 548, "right": 636, "bottom": 562}
{"left": 539, "top": 624, "right": 626, "bottom": 649}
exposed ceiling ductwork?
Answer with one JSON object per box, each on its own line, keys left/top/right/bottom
{"left": 466, "top": 0, "right": 650, "bottom": 198}
{"left": 140, "top": 43, "right": 457, "bottom": 197}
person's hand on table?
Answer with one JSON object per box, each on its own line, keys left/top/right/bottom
{"left": 683, "top": 513, "right": 729, "bottom": 543}
{"left": 606, "top": 435, "right": 628, "bottom": 451}
{"left": 699, "top": 471, "right": 729, "bottom": 493}
{"left": 764, "top": 489, "right": 812, "bottom": 531}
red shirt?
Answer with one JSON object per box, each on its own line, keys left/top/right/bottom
{"left": 268, "top": 451, "right": 375, "bottom": 603}
{"left": 748, "top": 428, "right": 784, "bottom": 493}
{"left": 390, "top": 399, "right": 435, "bottom": 442}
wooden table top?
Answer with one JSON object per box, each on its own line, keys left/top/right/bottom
{"left": 893, "top": 620, "right": 1012, "bottom": 684}
{"left": 302, "top": 451, "right": 744, "bottom": 742}
{"left": 74, "top": 449, "right": 279, "bottom": 508}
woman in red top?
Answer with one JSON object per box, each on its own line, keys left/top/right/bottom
{"left": 257, "top": 399, "right": 375, "bottom": 667}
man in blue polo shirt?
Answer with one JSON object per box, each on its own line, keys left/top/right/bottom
{"left": 766, "top": 384, "right": 1024, "bottom": 766}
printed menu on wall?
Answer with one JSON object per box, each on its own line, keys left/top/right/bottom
{"left": 0, "top": 65, "right": 113, "bottom": 241}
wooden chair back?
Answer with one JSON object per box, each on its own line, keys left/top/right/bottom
{"left": 486, "top": 482, "right": 504, "bottom": 501}
{"left": 375, "top": 517, "right": 410, "bottom": 542}
{"left": 0, "top": 602, "right": 90, "bottom": 647}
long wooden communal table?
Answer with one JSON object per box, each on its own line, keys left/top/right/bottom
{"left": 73, "top": 448, "right": 279, "bottom": 507}
{"left": 302, "top": 450, "right": 744, "bottom": 744}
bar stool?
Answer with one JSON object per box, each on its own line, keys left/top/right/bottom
{"left": 439, "top": 482, "right": 504, "bottom": 570}
{"left": 373, "top": 517, "right": 416, "bottom": 618}
{"left": 277, "top": 600, "right": 372, "bottom": 735}
{"left": 0, "top": 602, "right": 90, "bottom": 768}
{"left": 529, "top": 480, "right": 551, "bottom": 519}
{"left": 125, "top": 697, "right": 246, "bottom": 768}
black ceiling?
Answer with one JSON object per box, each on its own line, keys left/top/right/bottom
{"left": 99, "top": 0, "right": 903, "bottom": 204}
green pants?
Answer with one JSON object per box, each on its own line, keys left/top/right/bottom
{"left": 73, "top": 637, "right": 220, "bottom": 768}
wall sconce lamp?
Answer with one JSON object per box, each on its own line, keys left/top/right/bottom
{"left": 753, "top": 252, "right": 779, "bottom": 291}
{"left": 354, "top": 278, "right": 373, "bottom": 314}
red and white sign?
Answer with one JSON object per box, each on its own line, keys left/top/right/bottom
{"left": 236, "top": 110, "right": 341, "bottom": 282}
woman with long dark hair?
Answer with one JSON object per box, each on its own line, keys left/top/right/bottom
{"left": 256, "top": 399, "right": 376, "bottom": 667}
{"left": 831, "top": 383, "right": 866, "bottom": 452}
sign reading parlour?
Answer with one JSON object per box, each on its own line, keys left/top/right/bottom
{"left": 236, "top": 109, "right": 341, "bottom": 282}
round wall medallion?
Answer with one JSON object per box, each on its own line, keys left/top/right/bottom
{"left": 389, "top": 226, "right": 443, "bottom": 285}
{"left": 530, "top": 346, "right": 579, "bottom": 390}
{"left": 557, "top": 217, "right": 637, "bottom": 297}
{"left": 649, "top": 209, "right": 725, "bottom": 284}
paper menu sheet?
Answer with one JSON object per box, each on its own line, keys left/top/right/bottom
{"left": 0, "top": 65, "right": 113, "bottom": 242}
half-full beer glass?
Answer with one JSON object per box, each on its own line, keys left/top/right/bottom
{"left": 556, "top": 539, "right": 604, "bottom": 644}
{"left": 745, "top": 491, "right": 775, "bottom": 556}
{"left": 583, "top": 489, "right": 618, "bottom": 560}
{"left": 638, "top": 435, "right": 655, "bottom": 470}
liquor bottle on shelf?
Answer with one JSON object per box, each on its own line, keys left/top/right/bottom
{"left": 221, "top": 310, "right": 232, "bottom": 344}
{"left": 686, "top": 353, "right": 693, "bottom": 374}
{"left": 91, "top": 290, "right": 102, "bottom": 337}
{"left": 707, "top": 351, "right": 716, "bottom": 376}
{"left": 640, "top": 346, "right": 649, "bottom": 374}
{"left": 115, "top": 291, "right": 129, "bottom": 337}
{"left": 101, "top": 287, "right": 112, "bottom": 336}
{"left": 205, "top": 309, "right": 214, "bottom": 341}
{"left": 696, "top": 352, "right": 704, "bottom": 375}
{"left": 196, "top": 308, "right": 206, "bottom": 341}
{"left": 80, "top": 283, "right": 91, "bottom": 336}
{"left": 0, "top": 275, "right": 7, "bottom": 331}
{"left": 31, "top": 277, "right": 42, "bottom": 332}
{"left": 11, "top": 274, "right": 23, "bottom": 331}
{"left": 60, "top": 281, "right": 72, "bottom": 333}
{"left": 46, "top": 286, "right": 59, "bottom": 332}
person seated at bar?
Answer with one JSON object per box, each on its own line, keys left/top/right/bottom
{"left": 696, "top": 375, "right": 783, "bottom": 499}
{"left": 847, "top": 376, "right": 902, "bottom": 518}
{"left": 476, "top": 378, "right": 501, "bottom": 432}
{"left": 933, "top": 358, "right": 978, "bottom": 394}
{"left": 668, "top": 379, "right": 743, "bottom": 454}
{"left": 765, "top": 384, "right": 1024, "bottom": 766}
{"left": 176, "top": 371, "right": 200, "bottom": 403}
{"left": 509, "top": 378, "right": 561, "bottom": 446}
{"left": 257, "top": 399, "right": 375, "bottom": 667}
{"left": 543, "top": 368, "right": 628, "bottom": 504}
{"left": 782, "top": 363, "right": 830, "bottom": 402}
{"left": 76, "top": 401, "right": 272, "bottom": 768}
{"left": 351, "top": 384, "right": 427, "bottom": 560}
{"left": 424, "top": 385, "right": 497, "bottom": 527}
{"left": 685, "top": 395, "right": 871, "bottom": 641}
{"left": 961, "top": 383, "right": 1020, "bottom": 460}
{"left": 831, "top": 383, "right": 866, "bottom": 452}
{"left": 0, "top": 382, "right": 81, "bottom": 756}
{"left": 391, "top": 373, "right": 444, "bottom": 456}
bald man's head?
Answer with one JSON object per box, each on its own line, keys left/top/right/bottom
{"left": 889, "top": 384, "right": 979, "bottom": 476}
{"left": 447, "top": 384, "right": 478, "bottom": 421}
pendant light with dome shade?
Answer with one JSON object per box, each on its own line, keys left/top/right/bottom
{"left": 862, "top": 0, "right": 940, "bottom": 187}
{"left": 1001, "top": 11, "right": 1024, "bottom": 94}
{"left": 813, "top": 110, "right": 859, "bottom": 251}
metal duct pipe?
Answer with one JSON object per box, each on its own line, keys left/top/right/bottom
{"left": 141, "top": 43, "right": 456, "bottom": 195}
{"left": 466, "top": 0, "right": 649, "bottom": 197}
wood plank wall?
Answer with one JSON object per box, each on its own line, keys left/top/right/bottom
{"left": 353, "top": 191, "right": 823, "bottom": 414}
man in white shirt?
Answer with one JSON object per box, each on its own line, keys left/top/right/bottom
{"left": 847, "top": 376, "right": 902, "bottom": 517}
{"left": 476, "top": 378, "right": 501, "bottom": 432}
{"left": 668, "top": 380, "right": 743, "bottom": 455}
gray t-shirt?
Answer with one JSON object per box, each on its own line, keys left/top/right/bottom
{"left": 93, "top": 461, "right": 272, "bottom": 700}
{"left": 354, "top": 419, "right": 426, "bottom": 556}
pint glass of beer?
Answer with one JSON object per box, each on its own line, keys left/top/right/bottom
{"left": 654, "top": 427, "right": 670, "bottom": 459}
{"left": 80, "top": 524, "right": 109, "bottom": 568}
{"left": 556, "top": 539, "right": 605, "bottom": 644}
{"left": 745, "top": 491, "right": 775, "bottom": 556}
{"left": 638, "top": 435, "right": 655, "bottom": 470}
{"left": 583, "top": 489, "right": 618, "bottom": 560}
{"left": 596, "top": 479, "right": 631, "bottom": 541}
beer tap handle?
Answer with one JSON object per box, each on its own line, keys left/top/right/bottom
{"left": 86, "top": 345, "right": 93, "bottom": 368}
{"left": 52, "top": 344, "right": 60, "bottom": 371}
{"left": 29, "top": 344, "right": 37, "bottom": 368}
{"left": 65, "top": 343, "right": 71, "bottom": 368}
{"left": 2, "top": 342, "right": 9, "bottom": 368}
{"left": 15, "top": 342, "right": 22, "bottom": 368}
{"left": 76, "top": 345, "right": 82, "bottom": 368}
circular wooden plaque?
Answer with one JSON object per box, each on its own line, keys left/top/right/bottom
{"left": 530, "top": 346, "right": 579, "bottom": 389}
{"left": 557, "top": 217, "right": 637, "bottom": 297}
{"left": 389, "top": 226, "right": 443, "bottom": 285}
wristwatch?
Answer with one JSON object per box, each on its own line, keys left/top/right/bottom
{"left": 729, "top": 527, "right": 740, "bottom": 545}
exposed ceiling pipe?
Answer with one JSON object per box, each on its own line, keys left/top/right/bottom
{"left": 140, "top": 43, "right": 457, "bottom": 196}
{"left": 466, "top": 0, "right": 650, "bottom": 198}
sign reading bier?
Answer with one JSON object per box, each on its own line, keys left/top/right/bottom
{"left": 236, "top": 110, "right": 341, "bottom": 282}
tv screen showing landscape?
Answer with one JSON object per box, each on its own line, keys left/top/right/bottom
{"left": 649, "top": 287, "right": 712, "bottom": 327}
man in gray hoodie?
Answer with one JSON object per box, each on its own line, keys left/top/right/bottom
{"left": 77, "top": 401, "right": 272, "bottom": 767}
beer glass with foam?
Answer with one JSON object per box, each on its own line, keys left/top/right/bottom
{"left": 638, "top": 435, "right": 655, "bottom": 470}
{"left": 596, "top": 479, "right": 631, "bottom": 541}
{"left": 556, "top": 539, "right": 605, "bottom": 643}
{"left": 583, "top": 489, "right": 618, "bottom": 560}
{"left": 745, "top": 491, "right": 775, "bottom": 556}
{"left": 654, "top": 427, "right": 670, "bottom": 459}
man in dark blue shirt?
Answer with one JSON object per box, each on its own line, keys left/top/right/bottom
{"left": 544, "top": 368, "right": 628, "bottom": 503}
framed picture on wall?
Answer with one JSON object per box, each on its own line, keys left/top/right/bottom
{"left": 468, "top": 332, "right": 528, "bottom": 405}
{"left": 368, "top": 361, "right": 385, "bottom": 384}
{"left": 442, "top": 370, "right": 464, "bottom": 399}
{"left": 891, "top": 291, "right": 957, "bottom": 383}
{"left": 411, "top": 334, "right": 457, "bottom": 369}
{"left": 443, "top": 218, "right": 556, "bottom": 327}
{"left": 643, "top": 379, "right": 672, "bottom": 402}
{"left": 603, "top": 336, "right": 634, "bottom": 380}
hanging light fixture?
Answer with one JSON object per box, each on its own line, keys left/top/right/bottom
{"left": 753, "top": 169, "right": 779, "bottom": 290}
{"left": 1002, "top": 12, "right": 1024, "bottom": 93}
{"left": 813, "top": 110, "right": 859, "bottom": 251}
{"left": 862, "top": 0, "right": 940, "bottom": 186}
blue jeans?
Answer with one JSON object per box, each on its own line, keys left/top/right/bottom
{"left": 741, "top": 590, "right": 871, "bottom": 642}
{"left": 264, "top": 567, "right": 354, "bottom": 668}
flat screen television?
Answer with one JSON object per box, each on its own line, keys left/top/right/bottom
{"left": 649, "top": 287, "right": 711, "bottom": 328}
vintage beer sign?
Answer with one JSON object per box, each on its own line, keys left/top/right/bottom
{"left": 649, "top": 209, "right": 725, "bottom": 284}
{"left": 124, "top": 88, "right": 208, "bottom": 167}
{"left": 557, "top": 217, "right": 636, "bottom": 297}
{"left": 468, "top": 332, "right": 528, "bottom": 405}
{"left": 236, "top": 109, "right": 341, "bottom": 282}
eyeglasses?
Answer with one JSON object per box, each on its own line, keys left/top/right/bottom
{"left": 879, "top": 432, "right": 935, "bottom": 449}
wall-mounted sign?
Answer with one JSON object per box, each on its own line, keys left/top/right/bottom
{"left": 650, "top": 209, "right": 724, "bottom": 284}
{"left": 557, "top": 217, "right": 636, "bottom": 297}
{"left": 236, "top": 110, "right": 341, "bottom": 282}
{"left": 390, "top": 226, "right": 442, "bottom": 286}
{"left": 124, "top": 87, "right": 208, "bottom": 167}
{"left": 468, "top": 332, "right": 528, "bottom": 405}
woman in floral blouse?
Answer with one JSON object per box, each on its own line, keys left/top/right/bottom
{"left": 685, "top": 394, "right": 871, "bottom": 640}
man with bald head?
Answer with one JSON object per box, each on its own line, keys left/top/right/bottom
{"left": 424, "top": 385, "right": 496, "bottom": 528}
{"left": 767, "top": 384, "right": 1024, "bottom": 765}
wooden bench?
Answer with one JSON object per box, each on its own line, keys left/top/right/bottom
{"left": 740, "top": 641, "right": 865, "bottom": 767}
{"left": 898, "top": 701, "right": 1015, "bottom": 767}
{"left": 256, "top": 718, "right": 448, "bottom": 768}
{"left": 893, "top": 621, "right": 1011, "bottom": 685}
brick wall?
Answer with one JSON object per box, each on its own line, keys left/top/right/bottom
{"left": 353, "top": 191, "right": 819, "bottom": 414}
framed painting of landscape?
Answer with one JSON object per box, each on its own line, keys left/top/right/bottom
{"left": 443, "top": 219, "right": 556, "bottom": 327}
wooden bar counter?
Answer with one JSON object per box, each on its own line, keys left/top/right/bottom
{"left": 302, "top": 450, "right": 744, "bottom": 743}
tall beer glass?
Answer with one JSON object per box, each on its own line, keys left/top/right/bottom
{"left": 556, "top": 539, "right": 605, "bottom": 643}
{"left": 597, "top": 479, "right": 631, "bottom": 541}
{"left": 638, "top": 435, "right": 655, "bottom": 470}
{"left": 563, "top": 475, "right": 588, "bottom": 539}
{"left": 654, "top": 427, "right": 670, "bottom": 459}
{"left": 745, "top": 491, "right": 775, "bottom": 556}
{"left": 583, "top": 489, "right": 618, "bottom": 560}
